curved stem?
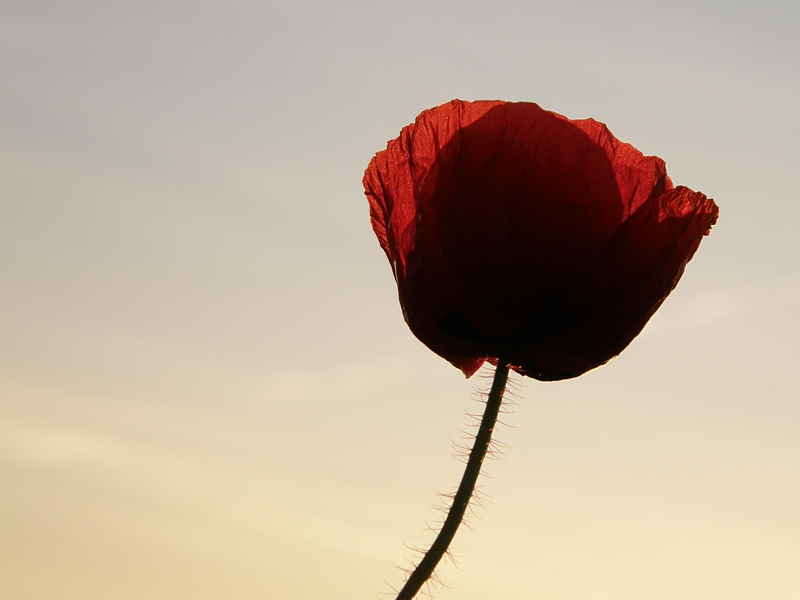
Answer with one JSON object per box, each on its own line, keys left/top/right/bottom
{"left": 396, "top": 360, "right": 510, "bottom": 600}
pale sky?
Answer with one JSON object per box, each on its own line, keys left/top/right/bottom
{"left": 1, "top": 1, "right": 799, "bottom": 599}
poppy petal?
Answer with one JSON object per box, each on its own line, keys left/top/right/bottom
{"left": 364, "top": 100, "right": 719, "bottom": 380}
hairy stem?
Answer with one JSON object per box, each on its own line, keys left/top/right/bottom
{"left": 395, "top": 360, "right": 510, "bottom": 600}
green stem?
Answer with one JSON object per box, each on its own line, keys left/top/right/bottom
{"left": 395, "top": 359, "right": 510, "bottom": 600}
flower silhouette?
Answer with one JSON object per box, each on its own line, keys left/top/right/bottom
{"left": 364, "top": 100, "right": 718, "bottom": 380}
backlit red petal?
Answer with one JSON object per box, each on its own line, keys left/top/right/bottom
{"left": 364, "top": 99, "right": 718, "bottom": 379}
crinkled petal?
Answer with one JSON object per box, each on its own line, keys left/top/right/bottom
{"left": 364, "top": 99, "right": 719, "bottom": 379}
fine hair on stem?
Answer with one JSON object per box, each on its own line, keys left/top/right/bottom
{"left": 394, "top": 359, "right": 510, "bottom": 600}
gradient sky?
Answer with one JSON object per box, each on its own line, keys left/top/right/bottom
{"left": 2, "top": 1, "right": 799, "bottom": 599}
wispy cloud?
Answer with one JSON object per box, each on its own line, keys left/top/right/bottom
{"left": 684, "top": 273, "right": 800, "bottom": 325}
{"left": 258, "top": 356, "right": 415, "bottom": 405}
{"left": 0, "top": 416, "right": 132, "bottom": 466}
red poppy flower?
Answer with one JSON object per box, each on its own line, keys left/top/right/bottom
{"left": 364, "top": 100, "right": 719, "bottom": 381}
